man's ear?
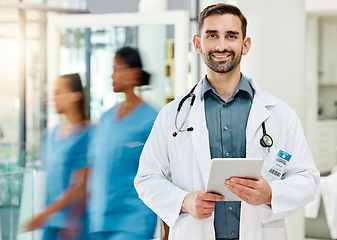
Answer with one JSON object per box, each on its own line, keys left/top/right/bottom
{"left": 193, "top": 34, "right": 202, "bottom": 54}
{"left": 242, "top": 37, "right": 251, "bottom": 56}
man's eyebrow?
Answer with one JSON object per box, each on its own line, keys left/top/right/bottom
{"left": 204, "top": 30, "right": 240, "bottom": 35}
{"left": 204, "top": 30, "right": 219, "bottom": 34}
{"left": 227, "top": 30, "right": 240, "bottom": 35}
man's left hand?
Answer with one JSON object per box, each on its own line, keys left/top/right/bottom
{"left": 225, "top": 176, "right": 272, "bottom": 205}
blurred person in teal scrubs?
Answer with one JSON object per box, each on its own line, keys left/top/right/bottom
{"left": 87, "top": 47, "right": 158, "bottom": 240}
{"left": 25, "top": 73, "right": 90, "bottom": 240}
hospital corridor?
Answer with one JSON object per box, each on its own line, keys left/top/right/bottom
{"left": 0, "top": 0, "right": 337, "bottom": 239}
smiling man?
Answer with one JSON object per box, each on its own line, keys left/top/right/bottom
{"left": 135, "top": 4, "right": 319, "bottom": 240}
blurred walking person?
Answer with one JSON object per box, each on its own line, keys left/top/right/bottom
{"left": 25, "top": 73, "right": 90, "bottom": 240}
{"left": 87, "top": 47, "right": 157, "bottom": 240}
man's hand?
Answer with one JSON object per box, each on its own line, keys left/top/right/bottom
{"left": 181, "top": 191, "right": 225, "bottom": 220}
{"left": 225, "top": 176, "right": 272, "bottom": 205}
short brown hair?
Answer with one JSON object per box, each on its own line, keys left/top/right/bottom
{"left": 198, "top": 3, "right": 248, "bottom": 39}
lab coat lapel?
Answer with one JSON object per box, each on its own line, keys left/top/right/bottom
{"left": 183, "top": 78, "right": 274, "bottom": 189}
{"left": 187, "top": 81, "right": 212, "bottom": 189}
{"left": 246, "top": 78, "right": 275, "bottom": 152}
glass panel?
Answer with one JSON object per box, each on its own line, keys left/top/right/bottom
{"left": 0, "top": 7, "right": 43, "bottom": 161}
{"left": 52, "top": 28, "right": 90, "bottom": 126}
{"left": 0, "top": 143, "right": 40, "bottom": 238}
{"left": 89, "top": 26, "right": 138, "bottom": 120}
{"left": 0, "top": 7, "right": 20, "bottom": 144}
{"left": 26, "top": 22, "right": 41, "bottom": 39}
{"left": 0, "top": 143, "right": 40, "bottom": 171}
{"left": 26, "top": 39, "right": 43, "bottom": 145}
{"left": 55, "top": 24, "right": 174, "bottom": 123}
{"left": 26, "top": 10, "right": 41, "bottom": 22}
{"left": 25, "top": 10, "right": 45, "bottom": 147}
{"left": 0, "top": 8, "right": 19, "bottom": 38}
{"left": 0, "top": 37, "right": 20, "bottom": 143}
{"left": 0, "top": 169, "right": 35, "bottom": 240}
{"left": 0, "top": 7, "right": 19, "bottom": 22}
{"left": 0, "top": 23, "right": 20, "bottom": 38}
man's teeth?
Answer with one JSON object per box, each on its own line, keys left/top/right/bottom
{"left": 215, "top": 55, "right": 230, "bottom": 58}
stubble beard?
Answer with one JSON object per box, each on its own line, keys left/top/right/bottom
{"left": 202, "top": 49, "right": 242, "bottom": 74}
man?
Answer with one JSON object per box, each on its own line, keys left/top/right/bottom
{"left": 135, "top": 4, "right": 319, "bottom": 240}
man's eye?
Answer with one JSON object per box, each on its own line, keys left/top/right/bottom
{"left": 208, "top": 34, "right": 217, "bottom": 39}
{"left": 227, "top": 35, "right": 237, "bottom": 39}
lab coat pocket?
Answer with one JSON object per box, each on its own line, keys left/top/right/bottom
{"left": 170, "top": 214, "right": 215, "bottom": 240}
{"left": 262, "top": 227, "right": 287, "bottom": 240}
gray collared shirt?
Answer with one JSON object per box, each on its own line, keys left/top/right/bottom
{"left": 201, "top": 74, "right": 254, "bottom": 239}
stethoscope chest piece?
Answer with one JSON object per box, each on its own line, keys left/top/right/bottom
{"left": 260, "top": 121, "right": 273, "bottom": 148}
{"left": 260, "top": 133, "right": 273, "bottom": 148}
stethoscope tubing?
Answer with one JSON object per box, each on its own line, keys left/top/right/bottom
{"left": 174, "top": 106, "right": 192, "bottom": 134}
{"left": 173, "top": 83, "right": 273, "bottom": 148}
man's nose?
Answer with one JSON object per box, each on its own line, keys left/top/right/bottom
{"left": 215, "top": 37, "right": 228, "bottom": 52}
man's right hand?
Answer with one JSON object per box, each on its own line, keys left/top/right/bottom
{"left": 181, "top": 191, "right": 225, "bottom": 220}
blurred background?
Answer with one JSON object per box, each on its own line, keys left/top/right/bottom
{"left": 0, "top": 0, "right": 336, "bottom": 239}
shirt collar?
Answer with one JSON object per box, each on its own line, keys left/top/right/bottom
{"left": 201, "top": 74, "right": 254, "bottom": 101}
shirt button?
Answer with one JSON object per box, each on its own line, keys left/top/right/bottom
{"left": 232, "top": 231, "right": 236, "bottom": 236}
{"left": 226, "top": 152, "right": 230, "bottom": 157}
{"left": 224, "top": 126, "right": 228, "bottom": 131}
{"left": 223, "top": 103, "right": 227, "bottom": 107}
{"left": 228, "top": 206, "right": 232, "bottom": 211}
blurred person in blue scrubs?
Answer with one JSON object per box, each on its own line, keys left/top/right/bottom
{"left": 87, "top": 47, "right": 158, "bottom": 240}
{"left": 25, "top": 73, "right": 90, "bottom": 240}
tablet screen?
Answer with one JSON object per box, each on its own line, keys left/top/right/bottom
{"left": 206, "top": 158, "right": 264, "bottom": 201}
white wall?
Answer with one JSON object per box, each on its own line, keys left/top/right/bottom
{"left": 238, "top": 0, "right": 306, "bottom": 121}
{"left": 236, "top": 3, "right": 307, "bottom": 238}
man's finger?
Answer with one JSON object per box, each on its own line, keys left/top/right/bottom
{"left": 229, "top": 181, "right": 253, "bottom": 193}
{"left": 202, "top": 207, "right": 215, "bottom": 214}
{"left": 203, "top": 202, "right": 216, "bottom": 209}
{"left": 228, "top": 177, "right": 259, "bottom": 189}
{"left": 202, "top": 213, "right": 213, "bottom": 219}
{"left": 203, "top": 192, "right": 225, "bottom": 202}
{"left": 228, "top": 185, "right": 255, "bottom": 203}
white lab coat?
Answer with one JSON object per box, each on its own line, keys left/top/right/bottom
{"left": 135, "top": 76, "right": 319, "bottom": 240}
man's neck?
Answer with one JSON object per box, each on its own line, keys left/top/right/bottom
{"left": 206, "top": 67, "right": 241, "bottom": 101}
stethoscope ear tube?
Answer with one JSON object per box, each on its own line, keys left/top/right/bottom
{"left": 177, "top": 93, "right": 192, "bottom": 112}
{"left": 177, "top": 84, "right": 198, "bottom": 112}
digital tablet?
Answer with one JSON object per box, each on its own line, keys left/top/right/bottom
{"left": 206, "top": 158, "right": 264, "bottom": 201}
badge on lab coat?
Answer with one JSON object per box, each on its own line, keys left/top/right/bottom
{"left": 269, "top": 150, "right": 292, "bottom": 178}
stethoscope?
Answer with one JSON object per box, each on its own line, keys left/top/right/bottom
{"left": 172, "top": 84, "right": 274, "bottom": 148}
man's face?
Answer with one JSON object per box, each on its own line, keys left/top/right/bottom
{"left": 193, "top": 14, "right": 251, "bottom": 74}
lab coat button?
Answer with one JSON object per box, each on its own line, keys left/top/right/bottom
{"left": 226, "top": 152, "right": 230, "bottom": 157}
{"left": 228, "top": 206, "right": 232, "bottom": 211}
{"left": 224, "top": 126, "right": 228, "bottom": 131}
{"left": 231, "top": 231, "right": 236, "bottom": 236}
